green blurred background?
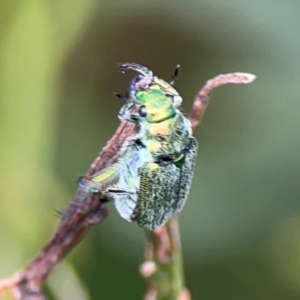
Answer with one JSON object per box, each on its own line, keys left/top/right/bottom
{"left": 1, "top": 0, "right": 300, "bottom": 299}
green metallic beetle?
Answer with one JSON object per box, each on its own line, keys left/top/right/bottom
{"left": 79, "top": 63, "right": 198, "bottom": 230}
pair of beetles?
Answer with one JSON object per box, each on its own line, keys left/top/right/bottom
{"left": 79, "top": 63, "right": 198, "bottom": 230}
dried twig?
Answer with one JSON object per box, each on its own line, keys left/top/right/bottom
{"left": 0, "top": 72, "right": 256, "bottom": 300}
{"left": 188, "top": 72, "right": 256, "bottom": 129}
{"left": 0, "top": 121, "right": 136, "bottom": 299}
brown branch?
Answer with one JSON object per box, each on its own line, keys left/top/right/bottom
{"left": 0, "top": 72, "right": 256, "bottom": 300}
{"left": 141, "top": 72, "right": 256, "bottom": 300}
{"left": 0, "top": 121, "right": 136, "bottom": 300}
{"left": 189, "top": 72, "right": 256, "bottom": 129}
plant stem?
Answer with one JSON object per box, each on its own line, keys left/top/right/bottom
{"left": 142, "top": 216, "right": 190, "bottom": 300}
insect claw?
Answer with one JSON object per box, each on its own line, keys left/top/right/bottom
{"left": 77, "top": 175, "right": 85, "bottom": 184}
{"left": 53, "top": 208, "right": 65, "bottom": 219}
{"left": 77, "top": 175, "right": 92, "bottom": 190}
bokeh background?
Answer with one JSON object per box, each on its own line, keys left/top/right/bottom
{"left": 1, "top": 0, "right": 300, "bottom": 299}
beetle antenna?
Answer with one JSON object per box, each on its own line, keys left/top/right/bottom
{"left": 170, "top": 64, "right": 181, "bottom": 85}
{"left": 113, "top": 91, "right": 124, "bottom": 99}
{"left": 119, "top": 62, "right": 153, "bottom": 77}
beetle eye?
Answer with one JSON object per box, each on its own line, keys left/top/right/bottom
{"left": 138, "top": 105, "right": 147, "bottom": 118}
